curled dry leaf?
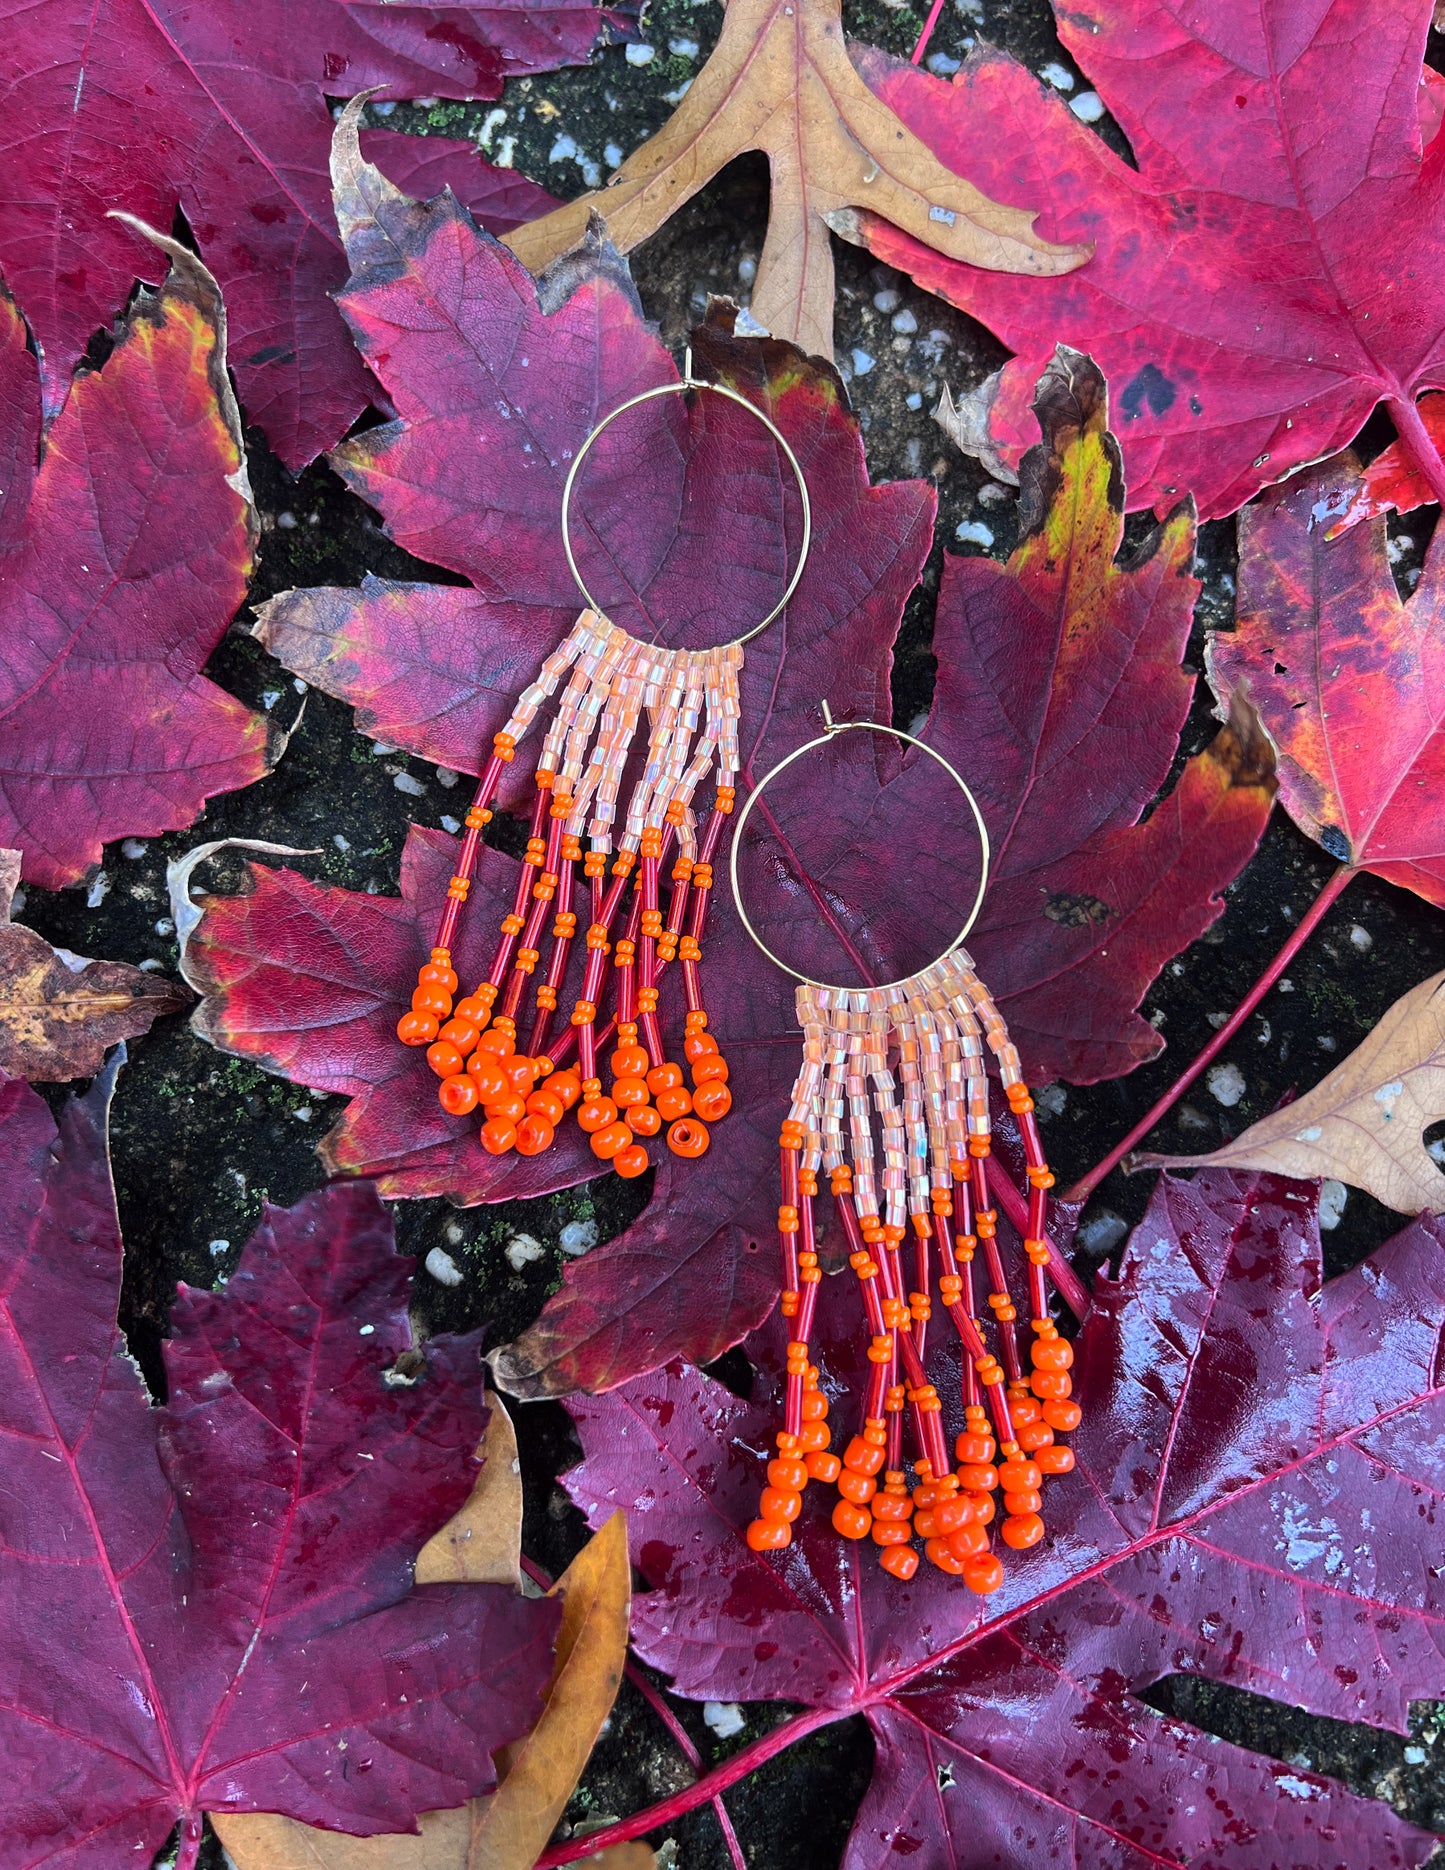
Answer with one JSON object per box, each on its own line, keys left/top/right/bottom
{"left": 502, "top": 0, "right": 1087, "bottom": 360}
{"left": 1136, "top": 971, "right": 1445, "bottom": 1215}
{"left": 838, "top": 0, "right": 1445, "bottom": 519}
{"left": 1208, "top": 455, "right": 1445, "bottom": 908}
{"left": 0, "top": 1064, "right": 559, "bottom": 1867}
{"left": 0, "top": 849, "right": 189, "bottom": 1080}
{"left": 216, "top": 1513, "right": 632, "bottom": 1870}
{"left": 0, "top": 232, "right": 274, "bottom": 889}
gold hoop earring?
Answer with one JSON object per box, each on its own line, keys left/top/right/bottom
{"left": 730, "top": 708, "right": 1081, "bottom": 1592}
{"left": 397, "top": 352, "right": 810, "bottom": 1181}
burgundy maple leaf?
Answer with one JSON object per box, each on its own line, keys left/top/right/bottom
{"left": 833, "top": 0, "right": 1445, "bottom": 521}
{"left": 0, "top": 1061, "right": 559, "bottom": 1869}
{"left": 180, "top": 145, "right": 1268, "bottom": 1398}
{"left": 0, "top": 241, "right": 275, "bottom": 891}
{"left": 559, "top": 1167, "right": 1445, "bottom": 1869}
{"left": 0, "top": 0, "right": 588, "bottom": 467}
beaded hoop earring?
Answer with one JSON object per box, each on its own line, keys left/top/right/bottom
{"left": 398, "top": 354, "right": 811, "bottom": 1182}
{"left": 730, "top": 707, "right": 1081, "bottom": 1592}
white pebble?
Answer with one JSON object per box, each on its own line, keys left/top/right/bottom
{"left": 703, "top": 1701, "right": 746, "bottom": 1739}
{"left": 873, "top": 288, "right": 900, "bottom": 312}
{"left": 1070, "top": 91, "right": 1105, "bottom": 122}
{"left": 440, "top": 815, "right": 461, "bottom": 834}
{"left": 548, "top": 133, "right": 578, "bottom": 164}
{"left": 276, "top": 510, "right": 297, "bottom": 529}
{"left": 333, "top": 833, "right": 351, "bottom": 851}
{"left": 425, "top": 1246, "right": 464, "bottom": 1287}
{"left": 292, "top": 1106, "right": 312, "bottom": 1123}
{"left": 436, "top": 766, "right": 459, "bottom": 789}
{"left": 371, "top": 99, "right": 396, "bottom": 117}
{"left": 1349, "top": 925, "right": 1373, "bottom": 952}
{"left": 394, "top": 771, "right": 426, "bottom": 797}
{"left": 1429, "top": 1137, "right": 1445, "bottom": 1170}
{"left": 208, "top": 1238, "right": 230, "bottom": 1257}
{"left": 1405, "top": 1746, "right": 1428, "bottom": 1766}
{"left": 1318, "top": 1035, "right": 1337, "bottom": 1052}
{"left": 955, "top": 520, "right": 994, "bottom": 547}
{"left": 559, "top": 1218, "right": 600, "bottom": 1257}
{"left": 154, "top": 918, "right": 174, "bottom": 937}
{"left": 294, "top": 677, "right": 308, "bottom": 693}
{"left": 121, "top": 839, "right": 148, "bottom": 860}
{"left": 1039, "top": 61, "right": 1075, "bottom": 89}
{"left": 905, "top": 391, "right": 922, "bottom": 410}
{"left": 626, "top": 41, "right": 655, "bottom": 62}
{"left": 669, "top": 36, "right": 699, "bottom": 55}
{"left": 850, "top": 348, "right": 876, "bottom": 377}
{"left": 1206, "top": 1063, "right": 1246, "bottom": 1108}
{"left": 1077, "top": 1210, "right": 1127, "bottom": 1255}
{"left": 604, "top": 141, "right": 623, "bottom": 169}
{"left": 1318, "top": 1181, "right": 1348, "bottom": 1230}
{"left": 977, "top": 483, "right": 1010, "bottom": 507}
{"left": 926, "top": 52, "right": 961, "bottom": 74}
{"left": 892, "top": 308, "right": 918, "bottom": 335}
{"left": 1033, "top": 1082, "right": 1067, "bottom": 1118}
{"left": 86, "top": 871, "right": 110, "bottom": 909}
{"left": 261, "top": 689, "right": 281, "bottom": 711}
{"left": 1277, "top": 977, "right": 1295, "bottom": 992}
{"left": 371, "top": 739, "right": 396, "bottom": 755}
{"left": 738, "top": 256, "right": 757, "bottom": 284}
{"left": 506, "top": 1233, "right": 546, "bottom": 1272}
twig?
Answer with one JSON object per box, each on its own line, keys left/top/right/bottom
{"left": 520, "top": 1555, "right": 748, "bottom": 1869}
{"left": 1062, "top": 864, "right": 1353, "bottom": 1205}
{"left": 1387, "top": 393, "right": 1445, "bottom": 510}
{"left": 534, "top": 1705, "right": 844, "bottom": 1867}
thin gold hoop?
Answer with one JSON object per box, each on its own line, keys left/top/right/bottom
{"left": 729, "top": 703, "right": 991, "bottom": 992}
{"left": 560, "top": 348, "right": 812, "bottom": 649}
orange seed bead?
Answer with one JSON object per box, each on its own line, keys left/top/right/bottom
{"left": 480, "top": 1117, "right": 517, "bottom": 1155}
{"left": 515, "top": 1114, "right": 555, "bottom": 1156}
{"left": 692, "top": 1081, "right": 733, "bottom": 1122}
{"left": 963, "top": 1553, "right": 1005, "bottom": 1595}
{"left": 746, "top": 1519, "right": 791, "bottom": 1552}
{"left": 684, "top": 1033, "right": 719, "bottom": 1062}
{"left": 759, "top": 1486, "right": 802, "bottom": 1523}
{"left": 589, "top": 1120, "right": 633, "bottom": 1160}
{"left": 1043, "top": 1399, "right": 1083, "bottom": 1432}
{"left": 611, "top": 1044, "right": 650, "bottom": 1078}
{"left": 466, "top": 1056, "right": 508, "bottom": 1102}
{"left": 655, "top": 1084, "right": 693, "bottom": 1120}
{"left": 426, "top": 1041, "right": 464, "bottom": 1079}
{"left": 831, "top": 1499, "right": 872, "bottom": 1540}
{"left": 577, "top": 1097, "right": 619, "bottom": 1133}
{"left": 549, "top": 1070, "right": 583, "bottom": 1111}
{"left": 527, "top": 1089, "right": 565, "bottom": 1125}
{"left": 612, "top": 1075, "right": 650, "bottom": 1108}
{"left": 646, "top": 1062, "right": 684, "bottom": 1094}
{"left": 667, "top": 1118, "right": 710, "bottom": 1158}
{"left": 397, "top": 1011, "right": 438, "bottom": 1046}
{"left": 945, "top": 1522, "right": 989, "bottom": 1560}
{"left": 768, "top": 1457, "right": 807, "bottom": 1490}
{"left": 1002, "top": 1512, "right": 1045, "bottom": 1550}
{"left": 438, "top": 1075, "right": 478, "bottom": 1117}
{"left": 692, "top": 1055, "right": 729, "bottom": 1084}
{"left": 925, "top": 1538, "right": 966, "bottom": 1575}
{"left": 627, "top": 1104, "right": 663, "bottom": 1137}
{"left": 879, "top": 1544, "right": 920, "bottom": 1580}
{"left": 837, "top": 1469, "right": 877, "bottom": 1505}
{"left": 613, "top": 1142, "right": 651, "bottom": 1178}
{"left": 805, "top": 1451, "right": 842, "bottom": 1482}
{"left": 1037, "top": 1444, "right": 1076, "bottom": 1475}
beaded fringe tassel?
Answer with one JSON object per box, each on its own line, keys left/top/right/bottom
{"left": 397, "top": 610, "right": 738, "bottom": 1177}
{"left": 746, "top": 951, "right": 1080, "bottom": 1591}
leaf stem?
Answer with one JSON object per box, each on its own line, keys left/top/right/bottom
{"left": 533, "top": 1704, "right": 845, "bottom": 1866}
{"left": 1062, "top": 863, "right": 1354, "bottom": 1205}
{"left": 176, "top": 1815, "right": 203, "bottom": 1870}
{"left": 520, "top": 1555, "right": 747, "bottom": 1869}
{"left": 911, "top": 0, "right": 948, "bottom": 62}
{"left": 1386, "top": 393, "right": 1445, "bottom": 510}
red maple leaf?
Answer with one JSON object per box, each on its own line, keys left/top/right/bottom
{"left": 0, "top": 0, "right": 587, "bottom": 467}
{"left": 559, "top": 1168, "right": 1445, "bottom": 1869}
{"left": 181, "top": 150, "right": 1270, "bottom": 1397}
{"left": 0, "top": 243, "right": 275, "bottom": 891}
{"left": 834, "top": 0, "right": 1445, "bottom": 521}
{"left": 0, "top": 1062, "right": 559, "bottom": 1869}
{"left": 1325, "top": 391, "right": 1445, "bottom": 535}
{"left": 1209, "top": 456, "right": 1445, "bottom": 909}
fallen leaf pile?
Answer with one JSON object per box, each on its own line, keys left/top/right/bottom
{"left": 504, "top": 0, "right": 1087, "bottom": 359}
{"left": 0, "top": 238, "right": 273, "bottom": 889}
{"left": 179, "top": 142, "right": 1269, "bottom": 1399}
{"left": 0, "top": 1063, "right": 560, "bottom": 1863}
{"left": 565, "top": 1166, "right": 1445, "bottom": 1868}
{"left": 1, "top": 0, "right": 600, "bottom": 465}
{"left": 842, "top": 0, "right": 1445, "bottom": 520}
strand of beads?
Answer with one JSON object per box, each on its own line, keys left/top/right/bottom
{"left": 397, "top": 610, "right": 742, "bottom": 1178}
{"left": 746, "top": 957, "right": 1084, "bottom": 1591}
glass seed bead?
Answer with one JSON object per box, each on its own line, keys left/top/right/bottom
{"left": 759, "top": 1486, "right": 802, "bottom": 1522}
{"left": 667, "top": 1118, "right": 710, "bottom": 1158}
{"left": 656, "top": 1084, "right": 693, "bottom": 1120}
{"left": 438, "top": 1018, "right": 479, "bottom": 1055}
{"left": 768, "top": 1457, "right": 808, "bottom": 1491}
{"left": 925, "top": 1538, "right": 966, "bottom": 1574}
{"left": 746, "top": 1519, "right": 791, "bottom": 1551}
{"left": 426, "top": 1041, "right": 464, "bottom": 1079}
{"left": 549, "top": 1070, "right": 583, "bottom": 1110}
{"left": 693, "top": 1081, "right": 732, "bottom": 1121}
{"left": 832, "top": 1499, "right": 872, "bottom": 1540}
{"left": 577, "top": 1096, "right": 618, "bottom": 1133}
{"left": 692, "top": 1055, "right": 729, "bottom": 1084}
{"left": 439, "top": 1076, "right": 478, "bottom": 1117}
{"left": 879, "top": 1545, "right": 920, "bottom": 1580}
{"left": 397, "top": 1011, "right": 438, "bottom": 1046}
{"left": 962, "top": 1553, "right": 1005, "bottom": 1595}
{"left": 1037, "top": 1444, "right": 1076, "bottom": 1474}
{"left": 837, "top": 1469, "right": 877, "bottom": 1504}
{"left": 805, "top": 1451, "right": 841, "bottom": 1482}
{"left": 515, "top": 1114, "right": 555, "bottom": 1155}
{"left": 1002, "top": 1512, "right": 1045, "bottom": 1549}
{"left": 614, "top": 1142, "right": 651, "bottom": 1178}
{"left": 480, "top": 1117, "right": 517, "bottom": 1155}
{"left": 945, "top": 1523, "right": 989, "bottom": 1560}
{"left": 486, "top": 1092, "right": 528, "bottom": 1124}
{"left": 590, "top": 1120, "right": 633, "bottom": 1160}
{"left": 527, "top": 1089, "right": 565, "bottom": 1125}
{"left": 627, "top": 1104, "right": 663, "bottom": 1136}
{"left": 467, "top": 1056, "right": 508, "bottom": 1102}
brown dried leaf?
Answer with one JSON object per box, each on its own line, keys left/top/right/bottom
{"left": 214, "top": 1398, "right": 529, "bottom": 1870}
{"left": 502, "top": 0, "right": 1087, "bottom": 359}
{"left": 0, "top": 849, "right": 189, "bottom": 1080}
{"left": 1135, "top": 971, "right": 1445, "bottom": 1215}
{"left": 467, "top": 1512, "right": 631, "bottom": 1870}
{"left": 214, "top": 1490, "right": 631, "bottom": 1870}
